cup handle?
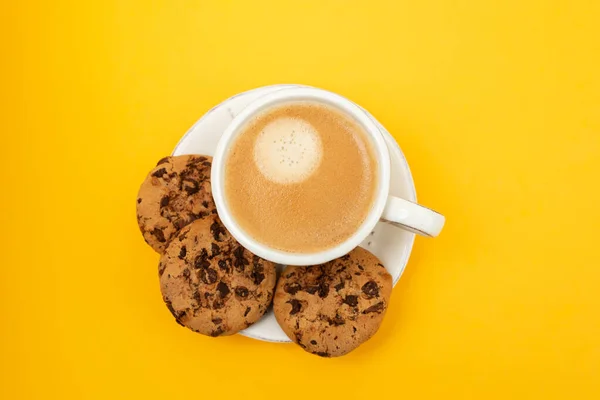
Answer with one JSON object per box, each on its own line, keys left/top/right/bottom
{"left": 382, "top": 196, "right": 445, "bottom": 237}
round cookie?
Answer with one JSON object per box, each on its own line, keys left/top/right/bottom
{"left": 273, "top": 247, "right": 392, "bottom": 357}
{"left": 159, "top": 215, "right": 277, "bottom": 336}
{"left": 136, "top": 155, "right": 216, "bottom": 253}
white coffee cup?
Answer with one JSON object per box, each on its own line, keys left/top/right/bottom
{"left": 211, "top": 87, "right": 444, "bottom": 266}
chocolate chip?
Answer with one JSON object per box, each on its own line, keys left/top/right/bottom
{"left": 294, "top": 332, "right": 306, "bottom": 347}
{"left": 362, "top": 281, "right": 380, "bottom": 298}
{"left": 200, "top": 268, "right": 218, "bottom": 285}
{"left": 204, "top": 292, "right": 213, "bottom": 299}
{"left": 318, "top": 282, "right": 329, "bottom": 298}
{"left": 160, "top": 196, "right": 169, "bottom": 207}
{"left": 310, "top": 340, "right": 317, "bottom": 345}
{"left": 235, "top": 286, "right": 249, "bottom": 298}
{"left": 233, "top": 246, "right": 245, "bottom": 258}
{"left": 353, "top": 326, "right": 357, "bottom": 333}
{"left": 377, "top": 263, "right": 385, "bottom": 269}
{"left": 165, "top": 301, "right": 177, "bottom": 319}
{"left": 233, "top": 246, "right": 249, "bottom": 270}
{"left": 165, "top": 301, "right": 185, "bottom": 325}
{"left": 203, "top": 161, "right": 211, "bottom": 167}
{"left": 151, "top": 228, "right": 166, "bottom": 242}
{"left": 182, "top": 268, "right": 191, "bottom": 279}
{"left": 354, "top": 272, "right": 361, "bottom": 276}
{"left": 306, "top": 286, "right": 318, "bottom": 295}
{"left": 314, "top": 352, "right": 330, "bottom": 357}
{"left": 335, "top": 266, "right": 347, "bottom": 274}
{"left": 216, "top": 282, "right": 230, "bottom": 297}
{"left": 156, "top": 157, "right": 170, "bottom": 165}
{"left": 194, "top": 253, "right": 210, "bottom": 270}
{"left": 218, "top": 259, "right": 229, "bottom": 272}
{"left": 244, "top": 306, "right": 251, "bottom": 317}
{"left": 178, "top": 231, "right": 188, "bottom": 241}
{"left": 152, "top": 168, "right": 167, "bottom": 177}
{"left": 343, "top": 295, "right": 358, "bottom": 307}
{"left": 186, "top": 156, "right": 206, "bottom": 167}
{"left": 202, "top": 201, "right": 209, "bottom": 208}
{"left": 212, "top": 318, "right": 222, "bottom": 324}
{"left": 211, "top": 243, "right": 220, "bottom": 258}
{"left": 234, "top": 258, "right": 249, "bottom": 271}
{"left": 210, "top": 221, "right": 227, "bottom": 242}
{"left": 284, "top": 282, "right": 302, "bottom": 295}
{"left": 341, "top": 254, "right": 351, "bottom": 261}
{"left": 295, "top": 332, "right": 305, "bottom": 348}
{"left": 212, "top": 299, "right": 225, "bottom": 309}
{"left": 288, "top": 299, "right": 302, "bottom": 315}
{"left": 334, "top": 280, "right": 345, "bottom": 291}
{"left": 158, "top": 262, "right": 166, "bottom": 277}
{"left": 172, "top": 218, "right": 186, "bottom": 230}
{"left": 329, "top": 314, "right": 345, "bottom": 326}
{"left": 137, "top": 198, "right": 142, "bottom": 204}
{"left": 178, "top": 246, "right": 187, "bottom": 259}
{"left": 210, "top": 326, "right": 224, "bottom": 337}
{"left": 192, "top": 291, "right": 201, "bottom": 303}
{"left": 363, "top": 302, "right": 385, "bottom": 314}
{"left": 285, "top": 272, "right": 296, "bottom": 279}
{"left": 251, "top": 266, "right": 265, "bottom": 285}
{"left": 182, "top": 179, "right": 199, "bottom": 195}
{"left": 358, "top": 264, "right": 364, "bottom": 271}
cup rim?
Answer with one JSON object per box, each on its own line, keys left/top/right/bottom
{"left": 211, "top": 87, "right": 391, "bottom": 266}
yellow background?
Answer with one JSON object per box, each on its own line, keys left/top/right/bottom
{"left": 2, "top": 1, "right": 599, "bottom": 398}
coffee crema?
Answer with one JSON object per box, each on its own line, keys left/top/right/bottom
{"left": 224, "top": 102, "right": 377, "bottom": 253}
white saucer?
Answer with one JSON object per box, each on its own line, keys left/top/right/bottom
{"left": 173, "top": 84, "right": 417, "bottom": 342}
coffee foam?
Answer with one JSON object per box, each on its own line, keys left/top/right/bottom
{"left": 225, "top": 102, "right": 377, "bottom": 253}
{"left": 252, "top": 117, "right": 323, "bottom": 184}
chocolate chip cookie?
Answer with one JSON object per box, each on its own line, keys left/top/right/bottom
{"left": 159, "top": 215, "right": 277, "bottom": 336}
{"left": 136, "top": 155, "right": 216, "bottom": 253}
{"left": 273, "top": 247, "right": 392, "bottom": 357}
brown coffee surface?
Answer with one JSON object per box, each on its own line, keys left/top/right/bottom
{"left": 224, "top": 102, "right": 377, "bottom": 253}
